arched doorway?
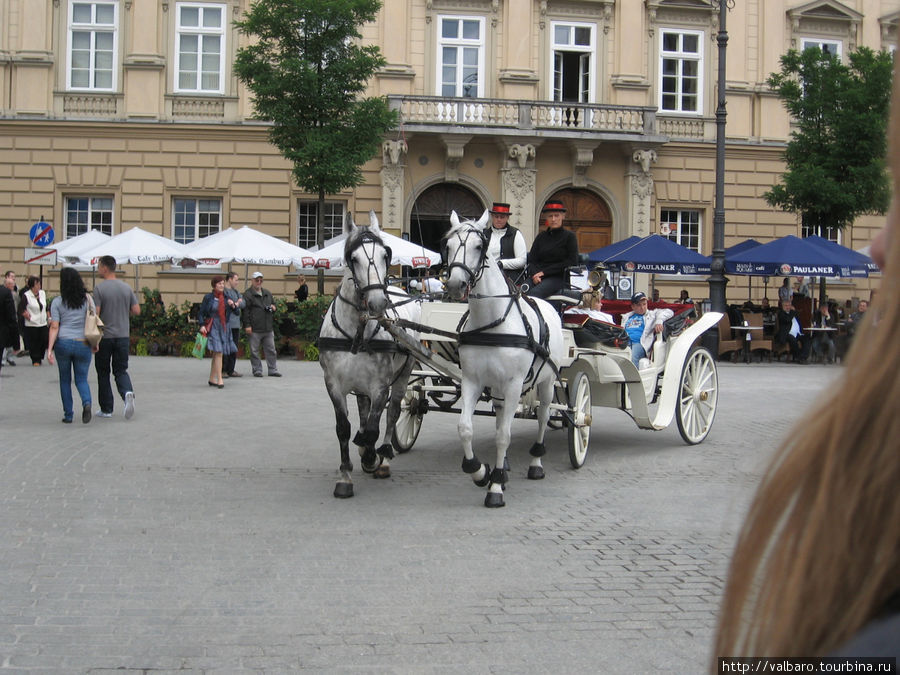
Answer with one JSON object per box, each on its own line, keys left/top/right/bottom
{"left": 547, "top": 188, "right": 612, "bottom": 252}
{"left": 409, "top": 183, "right": 484, "bottom": 254}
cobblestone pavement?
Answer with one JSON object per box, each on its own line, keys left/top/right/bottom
{"left": 0, "top": 354, "right": 840, "bottom": 673}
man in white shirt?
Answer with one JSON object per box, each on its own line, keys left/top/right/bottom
{"left": 485, "top": 202, "right": 527, "bottom": 285}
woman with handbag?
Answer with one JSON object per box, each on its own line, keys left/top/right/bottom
{"left": 20, "top": 275, "right": 49, "bottom": 366}
{"left": 46, "top": 267, "right": 97, "bottom": 424}
{"left": 198, "top": 276, "right": 236, "bottom": 389}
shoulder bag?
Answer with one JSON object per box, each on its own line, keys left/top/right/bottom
{"left": 84, "top": 295, "right": 105, "bottom": 348}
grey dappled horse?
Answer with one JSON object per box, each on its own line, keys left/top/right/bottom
{"left": 318, "top": 211, "right": 420, "bottom": 498}
{"left": 443, "top": 210, "right": 565, "bottom": 507}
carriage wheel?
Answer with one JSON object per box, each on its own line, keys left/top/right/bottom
{"left": 392, "top": 384, "right": 424, "bottom": 453}
{"left": 676, "top": 345, "right": 718, "bottom": 445}
{"left": 567, "top": 371, "right": 592, "bottom": 469}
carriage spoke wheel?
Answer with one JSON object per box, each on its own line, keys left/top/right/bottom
{"left": 392, "top": 383, "right": 424, "bottom": 453}
{"left": 676, "top": 345, "right": 718, "bottom": 445}
{"left": 567, "top": 371, "right": 592, "bottom": 469}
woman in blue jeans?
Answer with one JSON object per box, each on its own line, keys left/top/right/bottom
{"left": 46, "top": 267, "right": 98, "bottom": 424}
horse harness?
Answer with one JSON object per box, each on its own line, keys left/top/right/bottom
{"left": 442, "top": 225, "right": 560, "bottom": 394}
{"left": 318, "top": 230, "right": 405, "bottom": 357}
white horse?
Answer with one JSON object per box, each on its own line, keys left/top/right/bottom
{"left": 318, "top": 211, "right": 421, "bottom": 498}
{"left": 443, "top": 210, "right": 565, "bottom": 507}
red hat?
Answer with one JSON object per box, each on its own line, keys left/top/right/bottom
{"left": 489, "top": 202, "right": 511, "bottom": 215}
{"left": 542, "top": 200, "right": 567, "bottom": 212}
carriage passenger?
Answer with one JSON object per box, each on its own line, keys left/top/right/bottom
{"left": 621, "top": 291, "right": 673, "bottom": 367}
{"left": 565, "top": 289, "right": 614, "bottom": 324}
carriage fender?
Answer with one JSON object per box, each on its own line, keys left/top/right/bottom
{"left": 652, "top": 312, "right": 722, "bottom": 429}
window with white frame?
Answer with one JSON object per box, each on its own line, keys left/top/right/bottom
{"left": 801, "top": 38, "right": 842, "bottom": 58}
{"left": 660, "top": 209, "right": 701, "bottom": 252}
{"left": 173, "top": 198, "right": 221, "bottom": 244}
{"left": 801, "top": 220, "right": 842, "bottom": 244}
{"left": 65, "top": 196, "right": 114, "bottom": 238}
{"left": 437, "top": 16, "right": 485, "bottom": 98}
{"left": 298, "top": 201, "right": 345, "bottom": 249}
{"left": 551, "top": 22, "right": 595, "bottom": 104}
{"left": 68, "top": 1, "right": 118, "bottom": 91}
{"left": 176, "top": 3, "right": 226, "bottom": 93}
{"left": 659, "top": 29, "right": 703, "bottom": 114}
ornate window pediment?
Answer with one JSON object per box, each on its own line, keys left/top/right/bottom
{"left": 788, "top": 0, "right": 862, "bottom": 51}
{"left": 879, "top": 11, "right": 900, "bottom": 50}
{"left": 646, "top": 0, "right": 716, "bottom": 35}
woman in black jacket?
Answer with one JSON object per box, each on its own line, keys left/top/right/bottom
{"left": 526, "top": 200, "right": 579, "bottom": 299}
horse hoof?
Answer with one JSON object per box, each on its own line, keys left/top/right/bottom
{"left": 360, "top": 452, "right": 382, "bottom": 474}
{"left": 333, "top": 482, "right": 354, "bottom": 498}
{"left": 473, "top": 464, "right": 491, "bottom": 488}
{"left": 527, "top": 466, "right": 545, "bottom": 480}
{"left": 484, "top": 492, "right": 505, "bottom": 508}
{"left": 373, "top": 465, "right": 391, "bottom": 479}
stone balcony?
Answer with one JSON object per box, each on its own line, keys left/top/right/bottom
{"left": 387, "top": 95, "right": 667, "bottom": 144}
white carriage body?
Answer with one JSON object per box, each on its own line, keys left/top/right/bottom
{"left": 401, "top": 301, "right": 721, "bottom": 431}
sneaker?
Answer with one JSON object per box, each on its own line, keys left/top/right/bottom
{"left": 228, "top": 372, "right": 243, "bottom": 378}
{"left": 95, "top": 410, "right": 113, "bottom": 418}
{"left": 268, "top": 372, "right": 282, "bottom": 377}
{"left": 62, "top": 417, "right": 73, "bottom": 424}
{"left": 82, "top": 405, "right": 92, "bottom": 424}
{"left": 124, "top": 391, "right": 135, "bottom": 420}
{"left": 5, "top": 359, "right": 14, "bottom": 366}
{"left": 253, "top": 372, "right": 263, "bottom": 378}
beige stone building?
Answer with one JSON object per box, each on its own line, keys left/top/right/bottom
{"left": 1, "top": 0, "right": 896, "bottom": 306}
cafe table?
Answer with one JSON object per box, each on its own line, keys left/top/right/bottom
{"left": 731, "top": 324, "right": 763, "bottom": 363}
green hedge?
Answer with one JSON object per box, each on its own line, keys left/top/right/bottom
{"left": 130, "top": 287, "right": 332, "bottom": 358}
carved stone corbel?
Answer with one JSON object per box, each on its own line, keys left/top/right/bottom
{"left": 382, "top": 139, "right": 408, "bottom": 167}
{"left": 508, "top": 143, "right": 535, "bottom": 170}
{"left": 628, "top": 148, "right": 658, "bottom": 237}
{"left": 442, "top": 135, "right": 471, "bottom": 183}
{"left": 570, "top": 142, "right": 598, "bottom": 188}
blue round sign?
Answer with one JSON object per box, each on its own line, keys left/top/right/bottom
{"left": 30, "top": 221, "right": 55, "bottom": 248}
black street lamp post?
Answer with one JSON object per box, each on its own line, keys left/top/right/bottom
{"left": 704, "top": 0, "right": 731, "bottom": 355}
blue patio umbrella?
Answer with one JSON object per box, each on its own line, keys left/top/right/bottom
{"left": 727, "top": 235, "right": 869, "bottom": 278}
{"left": 587, "top": 234, "right": 711, "bottom": 274}
{"left": 585, "top": 236, "right": 642, "bottom": 264}
{"left": 724, "top": 238, "right": 763, "bottom": 299}
{"left": 804, "top": 235, "right": 879, "bottom": 274}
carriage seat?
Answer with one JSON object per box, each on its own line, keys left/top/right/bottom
{"left": 549, "top": 289, "right": 584, "bottom": 308}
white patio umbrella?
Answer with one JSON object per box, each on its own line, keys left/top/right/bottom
{"left": 76, "top": 226, "right": 190, "bottom": 266}
{"left": 305, "top": 231, "right": 440, "bottom": 270}
{"left": 53, "top": 229, "right": 111, "bottom": 263}
{"left": 184, "top": 226, "right": 312, "bottom": 267}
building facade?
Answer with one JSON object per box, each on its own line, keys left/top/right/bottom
{"left": 1, "top": 0, "right": 896, "bottom": 305}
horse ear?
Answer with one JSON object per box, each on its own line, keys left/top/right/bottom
{"left": 344, "top": 211, "right": 357, "bottom": 236}
{"left": 368, "top": 209, "right": 380, "bottom": 234}
{"left": 475, "top": 209, "right": 490, "bottom": 230}
{"left": 450, "top": 211, "right": 460, "bottom": 229}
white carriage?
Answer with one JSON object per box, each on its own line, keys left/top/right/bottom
{"left": 381, "top": 300, "right": 722, "bottom": 467}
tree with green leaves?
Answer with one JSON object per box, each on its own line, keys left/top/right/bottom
{"left": 235, "top": 0, "right": 397, "bottom": 294}
{"left": 765, "top": 46, "right": 893, "bottom": 300}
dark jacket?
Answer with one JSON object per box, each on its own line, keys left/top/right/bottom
{"left": 242, "top": 287, "right": 275, "bottom": 333}
{"left": 497, "top": 225, "right": 521, "bottom": 261}
{"left": 812, "top": 309, "right": 836, "bottom": 329}
{"left": 198, "top": 292, "right": 237, "bottom": 329}
{"left": 775, "top": 308, "right": 803, "bottom": 344}
{"left": 0, "top": 285, "right": 19, "bottom": 349}
{"left": 294, "top": 284, "right": 309, "bottom": 302}
{"left": 527, "top": 227, "right": 579, "bottom": 279}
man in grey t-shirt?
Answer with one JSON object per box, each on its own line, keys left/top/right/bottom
{"left": 93, "top": 256, "right": 140, "bottom": 419}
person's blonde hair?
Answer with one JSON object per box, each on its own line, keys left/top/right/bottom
{"left": 580, "top": 289, "right": 599, "bottom": 308}
{"left": 714, "top": 59, "right": 900, "bottom": 660}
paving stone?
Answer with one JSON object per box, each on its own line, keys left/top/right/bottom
{"left": 0, "top": 357, "right": 840, "bottom": 672}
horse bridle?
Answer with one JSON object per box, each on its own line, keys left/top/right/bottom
{"left": 443, "top": 226, "right": 489, "bottom": 292}
{"left": 344, "top": 230, "right": 391, "bottom": 298}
